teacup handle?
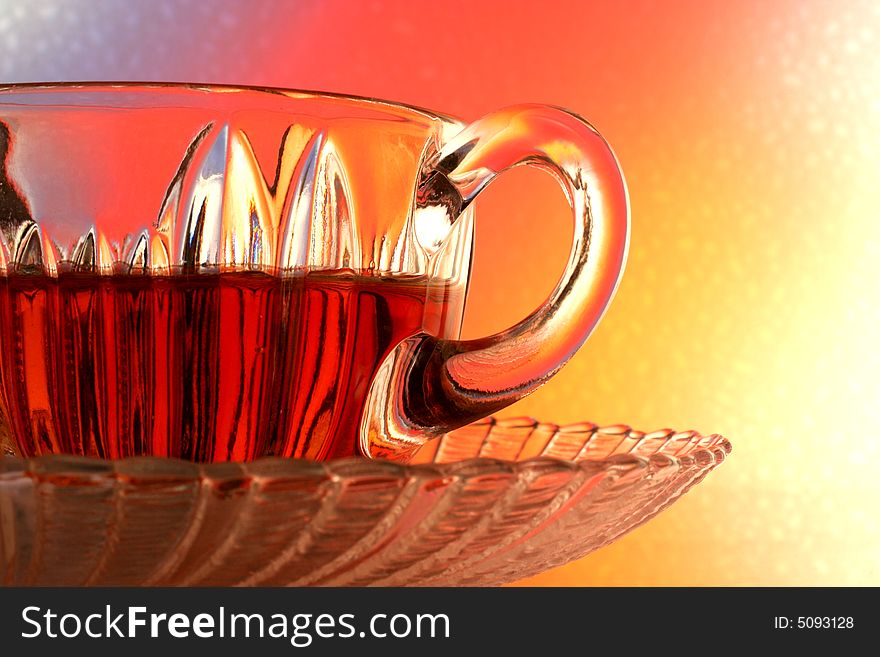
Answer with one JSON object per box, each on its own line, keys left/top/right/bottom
{"left": 364, "top": 104, "right": 629, "bottom": 459}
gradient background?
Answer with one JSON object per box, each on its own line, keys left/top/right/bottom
{"left": 1, "top": 0, "right": 877, "bottom": 586}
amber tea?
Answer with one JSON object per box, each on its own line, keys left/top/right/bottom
{"left": 0, "top": 271, "right": 463, "bottom": 461}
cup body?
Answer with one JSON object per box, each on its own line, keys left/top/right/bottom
{"left": 0, "top": 84, "right": 474, "bottom": 461}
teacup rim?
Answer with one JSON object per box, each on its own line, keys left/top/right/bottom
{"left": 0, "top": 80, "right": 468, "bottom": 127}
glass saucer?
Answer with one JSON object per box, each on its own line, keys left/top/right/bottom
{"left": 0, "top": 417, "right": 730, "bottom": 586}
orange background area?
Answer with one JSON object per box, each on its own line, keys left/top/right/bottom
{"left": 1, "top": 0, "right": 878, "bottom": 585}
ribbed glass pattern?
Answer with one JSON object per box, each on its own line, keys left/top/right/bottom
{"left": 0, "top": 416, "right": 729, "bottom": 586}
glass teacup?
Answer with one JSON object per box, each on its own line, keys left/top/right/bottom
{"left": 0, "top": 84, "right": 628, "bottom": 462}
